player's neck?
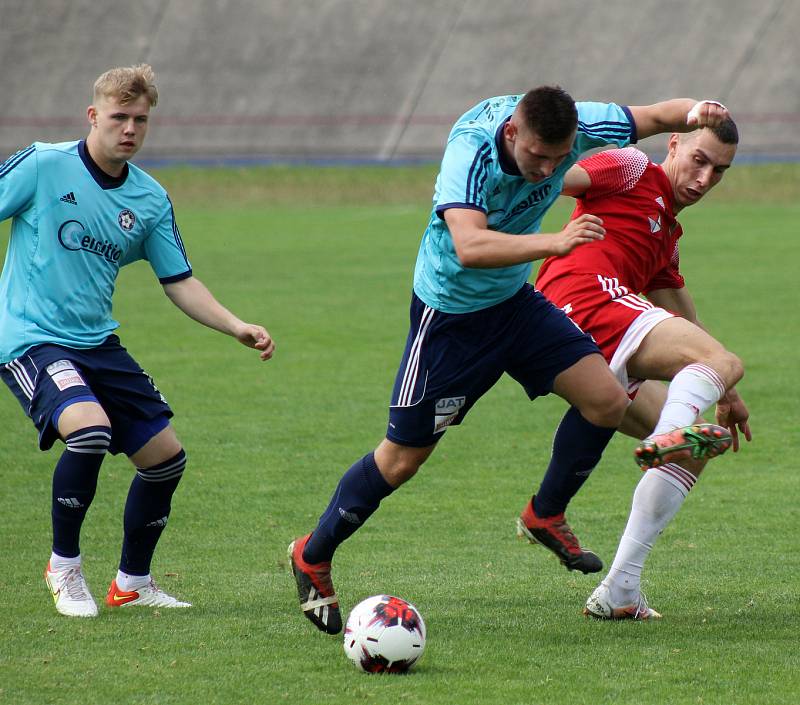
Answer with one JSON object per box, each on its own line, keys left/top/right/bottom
{"left": 660, "top": 158, "right": 684, "bottom": 214}
{"left": 84, "top": 136, "right": 127, "bottom": 178}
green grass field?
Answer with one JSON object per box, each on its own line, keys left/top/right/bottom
{"left": 1, "top": 164, "right": 798, "bottom": 705}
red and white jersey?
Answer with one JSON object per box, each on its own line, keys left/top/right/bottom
{"left": 536, "top": 147, "right": 684, "bottom": 295}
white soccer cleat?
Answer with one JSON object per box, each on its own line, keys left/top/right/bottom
{"left": 44, "top": 562, "right": 99, "bottom": 618}
{"left": 105, "top": 578, "right": 191, "bottom": 608}
{"left": 583, "top": 582, "right": 661, "bottom": 621}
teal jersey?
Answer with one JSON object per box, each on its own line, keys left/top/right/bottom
{"left": 0, "top": 141, "right": 191, "bottom": 363}
{"left": 413, "top": 95, "right": 636, "bottom": 313}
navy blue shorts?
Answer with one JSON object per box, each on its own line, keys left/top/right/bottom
{"left": 386, "top": 283, "right": 600, "bottom": 447}
{"left": 1, "top": 335, "right": 172, "bottom": 455}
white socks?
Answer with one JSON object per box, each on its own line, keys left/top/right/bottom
{"left": 115, "top": 570, "right": 151, "bottom": 591}
{"left": 49, "top": 552, "right": 81, "bottom": 571}
{"left": 651, "top": 363, "right": 726, "bottom": 436}
{"left": 605, "top": 464, "right": 696, "bottom": 604}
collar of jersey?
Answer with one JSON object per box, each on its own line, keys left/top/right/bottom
{"left": 78, "top": 140, "right": 129, "bottom": 190}
{"left": 494, "top": 117, "right": 522, "bottom": 177}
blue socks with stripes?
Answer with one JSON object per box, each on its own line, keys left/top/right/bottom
{"left": 303, "top": 452, "right": 394, "bottom": 564}
{"left": 120, "top": 449, "right": 187, "bottom": 575}
{"left": 534, "top": 406, "right": 616, "bottom": 517}
{"left": 51, "top": 426, "right": 112, "bottom": 558}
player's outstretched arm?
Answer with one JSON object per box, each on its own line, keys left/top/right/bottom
{"left": 444, "top": 207, "right": 605, "bottom": 268}
{"left": 163, "top": 276, "right": 275, "bottom": 361}
{"left": 629, "top": 99, "right": 730, "bottom": 140}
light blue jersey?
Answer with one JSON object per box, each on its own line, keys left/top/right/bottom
{"left": 413, "top": 95, "right": 636, "bottom": 313}
{"left": 0, "top": 140, "right": 191, "bottom": 363}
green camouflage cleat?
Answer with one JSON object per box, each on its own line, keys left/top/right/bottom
{"left": 634, "top": 423, "right": 733, "bottom": 470}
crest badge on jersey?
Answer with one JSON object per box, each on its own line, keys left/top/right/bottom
{"left": 118, "top": 209, "right": 136, "bottom": 231}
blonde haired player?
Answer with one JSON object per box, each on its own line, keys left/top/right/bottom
{"left": 0, "top": 65, "right": 274, "bottom": 617}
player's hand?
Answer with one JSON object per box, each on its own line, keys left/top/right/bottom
{"left": 551, "top": 214, "right": 605, "bottom": 256}
{"left": 715, "top": 387, "right": 751, "bottom": 452}
{"left": 687, "top": 100, "right": 729, "bottom": 128}
{"left": 236, "top": 324, "right": 275, "bottom": 361}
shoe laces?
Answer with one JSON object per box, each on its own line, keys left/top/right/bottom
{"left": 138, "top": 579, "right": 184, "bottom": 606}
{"left": 545, "top": 516, "right": 580, "bottom": 549}
{"left": 60, "top": 567, "right": 91, "bottom": 600}
{"left": 631, "top": 593, "right": 651, "bottom": 619}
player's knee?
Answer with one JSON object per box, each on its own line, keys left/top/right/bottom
{"left": 721, "top": 350, "right": 744, "bottom": 388}
{"left": 380, "top": 457, "right": 422, "bottom": 487}
{"left": 581, "top": 387, "right": 628, "bottom": 429}
{"left": 374, "top": 439, "right": 435, "bottom": 488}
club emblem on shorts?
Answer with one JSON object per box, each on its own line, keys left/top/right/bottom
{"left": 118, "top": 209, "right": 136, "bottom": 231}
{"left": 434, "top": 396, "right": 465, "bottom": 434}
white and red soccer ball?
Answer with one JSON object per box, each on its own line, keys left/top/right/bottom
{"left": 343, "top": 594, "right": 426, "bottom": 673}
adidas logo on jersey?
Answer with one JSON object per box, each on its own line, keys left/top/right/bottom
{"left": 648, "top": 214, "right": 662, "bottom": 234}
{"left": 60, "top": 191, "right": 77, "bottom": 205}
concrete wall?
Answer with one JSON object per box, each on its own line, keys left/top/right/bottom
{"left": 1, "top": 0, "right": 798, "bottom": 161}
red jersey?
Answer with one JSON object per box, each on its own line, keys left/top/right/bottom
{"left": 536, "top": 147, "right": 685, "bottom": 294}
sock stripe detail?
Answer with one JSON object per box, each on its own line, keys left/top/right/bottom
{"left": 136, "top": 450, "right": 186, "bottom": 482}
{"left": 684, "top": 363, "right": 726, "bottom": 396}
{"left": 65, "top": 427, "right": 112, "bottom": 454}
{"left": 655, "top": 463, "right": 696, "bottom": 493}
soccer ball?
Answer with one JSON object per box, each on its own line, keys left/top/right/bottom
{"left": 343, "top": 594, "right": 426, "bottom": 673}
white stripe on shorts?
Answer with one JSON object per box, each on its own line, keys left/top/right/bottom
{"left": 6, "top": 359, "right": 35, "bottom": 399}
{"left": 397, "top": 304, "right": 435, "bottom": 407}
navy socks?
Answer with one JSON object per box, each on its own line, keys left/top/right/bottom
{"left": 120, "top": 449, "right": 186, "bottom": 575}
{"left": 303, "top": 452, "right": 394, "bottom": 564}
{"left": 534, "top": 406, "right": 616, "bottom": 518}
{"left": 51, "top": 426, "right": 112, "bottom": 557}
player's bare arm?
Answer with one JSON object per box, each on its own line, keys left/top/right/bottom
{"left": 444, "top": 207, "right": 605, "bottom": 268}
{"left": 560, "top": 164, "right": 592, "bottom": 198}
{"left": 163, "top": 276, "right": 275, "bottom": 360}
{"left": 629, "top": 99, "right": 729, "bottom": 139}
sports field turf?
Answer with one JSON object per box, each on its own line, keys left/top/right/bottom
{"left": 1, "top": 164, "right": 798, "bottom": 705}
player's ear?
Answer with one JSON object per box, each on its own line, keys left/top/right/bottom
{"left": 87, "top": 105, "right": 98, "bottom": 128}
{"left": 667, "top": 132, "right": 681, "bottom": 156}
{"left": 504, "top": 117, "right": 517, "bottom": 142}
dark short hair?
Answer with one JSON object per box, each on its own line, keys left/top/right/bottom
{"left": 518, "top": 86, "right": 578, "bottom": 143}
{"left": 707, "top": 116, "right": 739, "bottom": 145}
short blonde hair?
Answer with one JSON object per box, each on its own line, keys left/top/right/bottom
{"left": 93, "top": 64, "right": 158, "bottom": 107}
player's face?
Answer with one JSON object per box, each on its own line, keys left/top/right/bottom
{"left": 668, "top": 130, "right": 736, "bottom": 209}
{"left": 506, "top": 121, "right": 575, "bottom": 183}
{"left": 87, "top": 94, "right": 151, "bottom": 173}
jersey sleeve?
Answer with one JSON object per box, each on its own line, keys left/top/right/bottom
{"left": 644, "top": 241, "right": 685, "bottom": 292}
{"left": 574, "top": 102, "right": 636, "bottom": 154}
{"left": 142, "top": 196, "right": 192, "bottom": 283}
{"left": 434, "top": 129, "right": 494, "bottom": 218}
{"left": 0, "top": 145, "right": 37, "bottom": 222}
{"left": 579, "top": 147, "right": 650, "bottom": 199}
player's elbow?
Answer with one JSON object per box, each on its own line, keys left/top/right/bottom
{"left": 452, "top": 234, "right": 483, "bottom": 268}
